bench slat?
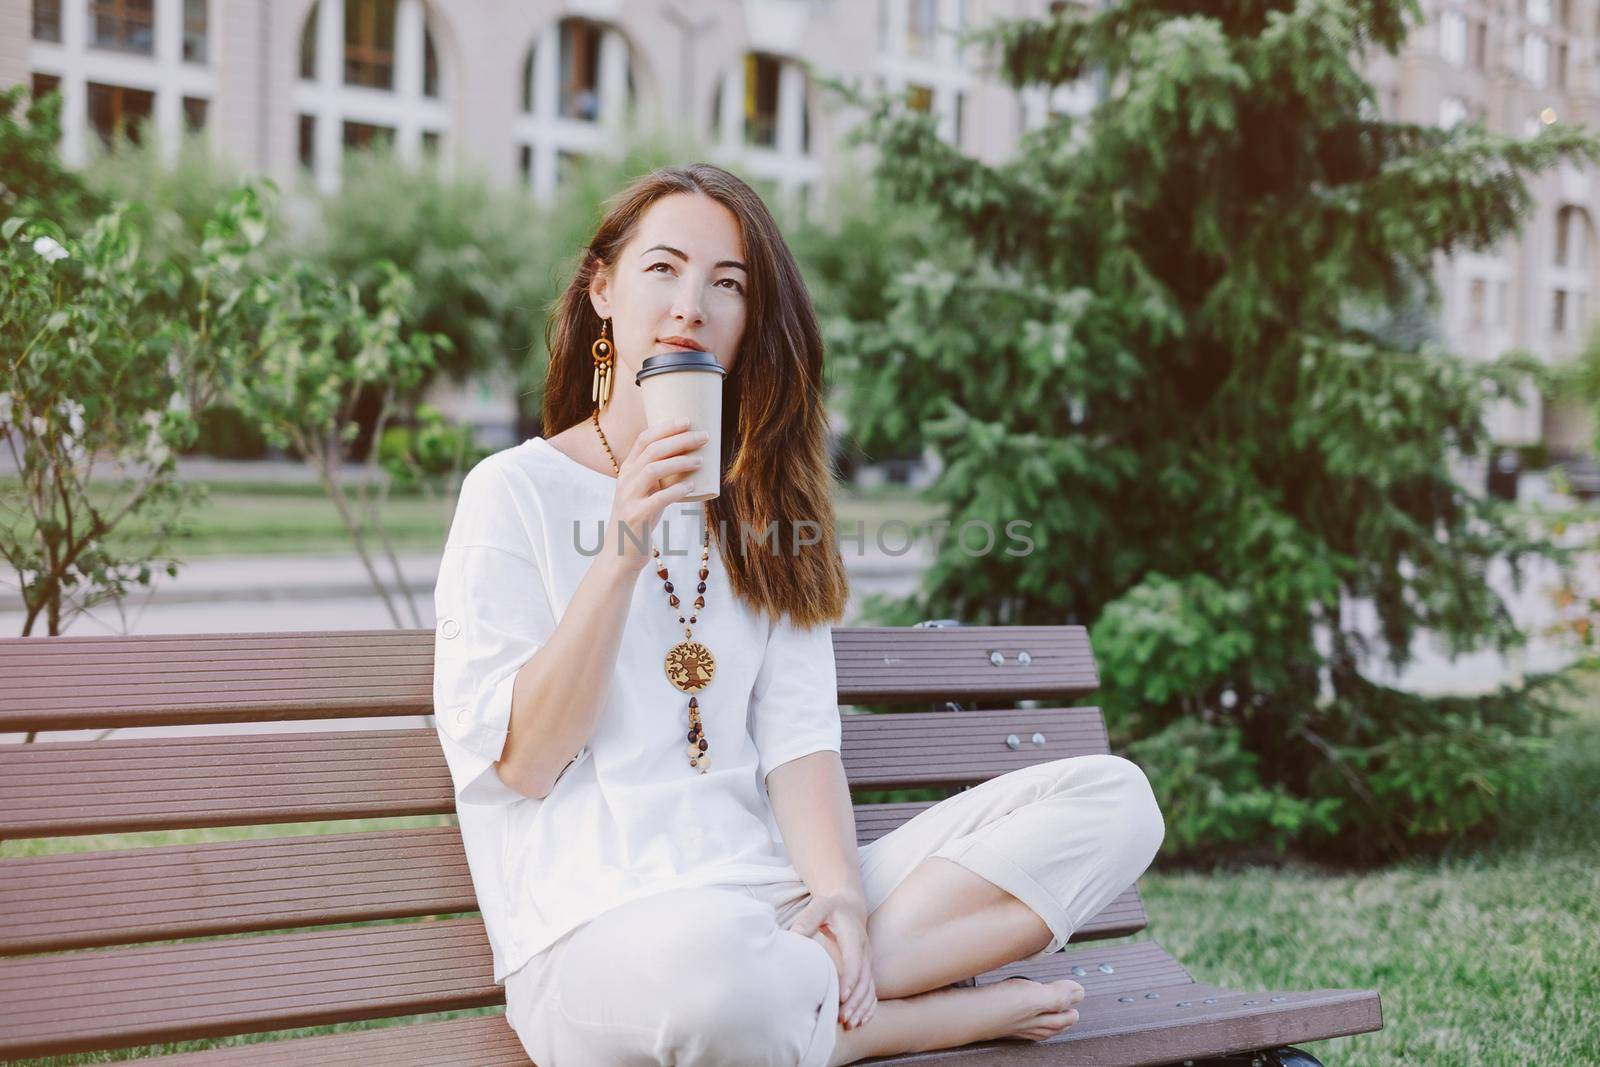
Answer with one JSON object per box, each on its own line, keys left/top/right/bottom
{"left": 0, "top": 626, "right": 1097, "bottom": 731}
{"left": 0, "top": 933, "right": 1181, "bottom": 1059}
{"left": 1, "top": 825, "right": 1149, "bottom": 956}
{"left": 0, "top": 708, "right": 1111, "bottom": 837}
{"left": 160, "top": 986, "right": 1383, "bottom": 1067}
{"left": 89, "top": 941, "right": 1382, "bottom": 1066}
{"left": 0, "top": 918, "right": 497, "bottom": 1060}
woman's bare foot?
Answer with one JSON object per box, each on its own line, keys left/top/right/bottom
{"left": 979, "top": 976, "right": 1085, "bottom": 1042}
{"left": 826, "top": 974, "right": 1085, "bottom": 1066}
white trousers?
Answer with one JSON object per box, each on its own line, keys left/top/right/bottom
{"left": 503, "top": 753, "right": 1166, "bottom": 1067}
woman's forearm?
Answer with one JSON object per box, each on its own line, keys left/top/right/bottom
{"left": 494, "top": 554, "right": 639, "bottom": 798}
{"left": 767, "top": 751, "right": 869, "bottom": 907}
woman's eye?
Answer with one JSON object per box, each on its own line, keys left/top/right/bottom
{"left": 646, "top": 262, "right": 739, "bottom": 293}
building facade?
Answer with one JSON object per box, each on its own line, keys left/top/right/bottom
{"left": 1368, "top": 0, "right": 1600, "bottom": 454}
{"left": 5, "top": 0, "right": 1597, "bottom": 456}
{"left": 6, "top": 0, "right": 1086, "bottom": 207}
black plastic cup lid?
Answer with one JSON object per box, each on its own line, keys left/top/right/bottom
{"left": 636, "top": 350, "right": 726, "bottom": 384}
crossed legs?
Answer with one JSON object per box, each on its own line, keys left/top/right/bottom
{"left": 822, "top": 754, "right": 1168, "bottom": 1064}
{"left": 824, "top": 857, "right": 1079, "bottom": 1066}
{"left": 510, "top": 755, "right": 1165, "bottom": 1066}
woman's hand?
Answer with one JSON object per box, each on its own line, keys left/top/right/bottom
{"left": 604, "top": 417, "right": 709, "bottom": 575}
{"left": 787, "top": 889, "right": 878, "bottom": 1031}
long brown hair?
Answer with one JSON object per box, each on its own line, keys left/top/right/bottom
{"left": 542, "top": 163, "right": 849, "bottom": 629}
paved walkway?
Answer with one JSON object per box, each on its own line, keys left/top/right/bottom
{"left": 4, "top": 463, "right": 1593, "bottom": 743}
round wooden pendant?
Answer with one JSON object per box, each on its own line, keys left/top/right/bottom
{"left": 665, "top": 640, "right": 716, "bottom": 693}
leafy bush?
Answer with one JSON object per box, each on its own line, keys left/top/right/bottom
{"left": 1125, "top": 718, "right": 1343, "bottom": 859}
{"left": 378, "top": 404, "right": 492, "bottom": 493}
{"left": 0, "top": 86, "right": 106, "bottom": 228}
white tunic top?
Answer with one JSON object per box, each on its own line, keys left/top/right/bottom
{"left": 432, "top": 437, "right": 843, "bottom": 983}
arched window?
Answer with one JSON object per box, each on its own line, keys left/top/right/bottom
{"left": 514, "top": 18, "right": 640, "bottom": 197}
{"left": 296, "top": 0, "right": 450, "bottom": 190}
{"left": 712, "top": 53, "right": 813, "bottom": 155}
{"left": 708, "top": 53, "right": 819, "bottom": 216}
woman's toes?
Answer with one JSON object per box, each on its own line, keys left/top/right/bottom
{"left": 1044, "top": 978, "right": 1083, "bottom": 1011}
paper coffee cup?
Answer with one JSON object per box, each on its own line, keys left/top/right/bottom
{"left": 635, "top": 350, "right": 726, "bottom": 501}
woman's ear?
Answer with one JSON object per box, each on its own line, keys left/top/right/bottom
{"left": 588, "top": 262, "right": 612, "bottom": 320}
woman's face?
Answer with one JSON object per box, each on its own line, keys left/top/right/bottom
{"left": 589, "top": 191, "right": 749, "bottom": 379}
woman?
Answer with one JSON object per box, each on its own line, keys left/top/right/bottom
{"left": 431, "top": 163, "right": 1166, "bottom": 1067}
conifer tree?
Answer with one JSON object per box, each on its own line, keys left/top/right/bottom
{"left": 833, "top": 0, "right": 1596, "bottom": 861}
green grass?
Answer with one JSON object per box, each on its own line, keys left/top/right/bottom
{"left": 15, "top": 675, "right": 1599, "bottom": 1064}
{"left": 4, "top": 478, "right": 946, "bottom": 557}
{"left": 1111, "top": 668, "right": 1600, "bottom": 1065}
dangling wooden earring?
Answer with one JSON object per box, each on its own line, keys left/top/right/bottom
{"left": 591, "top": 319, "right": 615, "bottom": 411}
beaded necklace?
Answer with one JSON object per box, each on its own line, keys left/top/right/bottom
{"left": 591, "top": 410, "right": 716, "bottom": 773}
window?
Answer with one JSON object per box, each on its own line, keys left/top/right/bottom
{"left": 300, "top": 2, "right": 319, "bottom": 80}
{"left": 32, "top": 0, "right": 61, "bottom": 42}
{"left": 518, "top": 143, "right": 533, "bottom": 183}
{"left": 298, "top": 114, "right": 316, "bottom": 172}
{"left": 1552, "top": 288, "right": 1567, "bottom": 334}
{"left": 423, "top": 25, "right": 439, "bottom": 98}
{"left": 1523, "top": 33, "right": 1548, "bottom": 86}
{"left": 907, "top": 83, "right": 934, "bottom": 113}
{"left": 421, "top": 129, "right": 440, "bottom": 155}
{"left": 521, "top": 48, "right": 536, "bottom": 112}
{"left": 183, "top": 0, "right": 207, "bottom": 63}
{"left": 91, "top": 0, "right": 155, "bottom": 56}
{"left": 1469, "top": 20, "right": 1487, "bottom": 68}
{"left": 1469, "top": 278, "right": 1487, "bottom": 329}
{"left": 1555, "top": 205, "right": 1590, "bottom": 269}
{"left": 558, "top": 19, "right": 602, "bottom": 121}
{"left": 743, "top": 53, "right": 780, "bottom": 148}
{"left": 344, "top": 0, "right": 396, "bottom": 90}
{"left": 1440, "top": 10, "right": 1466, "bottom": 66}
{"left": 954, "top": 89, "right": 967, "bottom": 147}
{"left": 1440, "top": 95, "right": 1468, "bottom": 129}
{"left": 906, "top": 0, "right": 937, "bottom": 57}
{"left": 342, "top": 120, "right": 395, "bottom": 149}
{"left": 182, "top": 95, "right": 207, "bottom": 132}
{"left": 1555, "top": 42, "right": 1567, "bottom": 90}
{"left": 86, "top": 82, "right": 155, "bottom": 146}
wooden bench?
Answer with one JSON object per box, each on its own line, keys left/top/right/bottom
{"left": 0, "top": 625, "right": 1382, "bottom": 1064}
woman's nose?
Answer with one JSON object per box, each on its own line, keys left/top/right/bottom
{"left": 673, "top": 292, "right": 705, "bottom": 326}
